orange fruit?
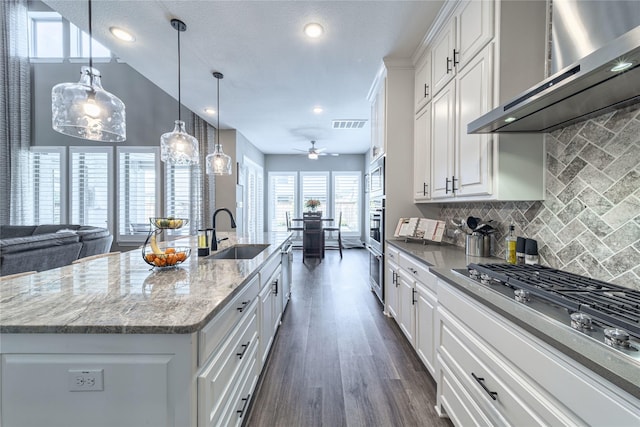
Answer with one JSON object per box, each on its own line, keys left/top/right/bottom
{"left": 176, "top": 252, "right": 186, "bottom": 261}
{"left": 165, "top": 248, "right": 176, "bottom": 254}
{"left": 145, "top": 254, "right": 155, "bottom": 262}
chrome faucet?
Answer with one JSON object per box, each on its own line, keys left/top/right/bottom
{"left": 211, "top": 208, "right": 237, "bottom": 251}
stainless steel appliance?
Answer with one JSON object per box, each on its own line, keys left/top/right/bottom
{"left": 369, "top": 156, "right": 385, "bottom": 198}
{"left": 367, "top": 196, "right": 385, "bottom": 303}
{"left": 280, "top": 240, "right": 293, "bottom": 308}
{"left": 453, "top": 263, "right": 640, "bottom": 362}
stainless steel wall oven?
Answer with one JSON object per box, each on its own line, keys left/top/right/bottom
{"left": 367, "top": 196, "right": 384, "bottom": 303}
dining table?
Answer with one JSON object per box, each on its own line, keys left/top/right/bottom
{"left": 292, "top": 215, "right": 333, "bottom": 261}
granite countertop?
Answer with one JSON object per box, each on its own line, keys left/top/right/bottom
{"left": 386, "top": 239, "right": 640, "bottom": 401}
{"left": 0, "top": 232, "right": 291, "bottom": 335}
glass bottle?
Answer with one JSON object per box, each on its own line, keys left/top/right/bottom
{"left": 505, "top": 225, "right": 517, "bottom": 264}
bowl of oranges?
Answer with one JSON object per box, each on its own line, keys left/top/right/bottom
{"left": 150, "top": 217, "right": 188, "bottom": 229}
{"left": 142, "top": 246, "right": 191, "bottom": 269}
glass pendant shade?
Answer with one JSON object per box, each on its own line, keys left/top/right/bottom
{"left": 206, "top": 144, "right": 232, "bottom": 175}
{"left": 160, "top": 120, "right": 200, "bottom": 165}
{"left": 52, "top": 66, "right": 126, "bottom": 142}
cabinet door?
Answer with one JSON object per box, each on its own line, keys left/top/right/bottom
{"left": 413, "top": 104, "right": 431, "bottom": 202}
{"left": 258, "top": 282, "right": 274, "bottom": 368}
{"left": 415, "top": 283, "right": 437, "bottom": 376}
{"left": 385, "top": 259, "right": 400, "bottom": 320}
{"left": 414, "top": 53, "right": 432, "bottom": 113}
{"left": 397, "top": 270, "right": 416, "bottom": 345}
{"left": 370, "top": 78, "right": 386, "bottom": 160}
{"left": 456, "top": 0, "right": 494, "bottom": 70}
{"left": 431, "top": 20, "right": 456, "bottom": 96}
{"left": 430, "top": 81, "right": 455, "bottom": 199}
{"left": 455, "top": 44, "right": 493, "bottom": 197}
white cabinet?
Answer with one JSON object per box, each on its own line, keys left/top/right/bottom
{"left": 414, "top": 52, "right": 432, "bottom": 113}
{"left": 370, "top": 75, "right": 386, "bottom": 161}
{"left": 413, "top": 104, "right": 431, "bottom": 202}
{"left": 259, "top": 265, "right": 281, "bottom": 368}
{"left": 397, "top": 269, "right": 416, "bottom": 344}
{"left": 436, "top": 279, "right": 640, "bottom": 426}
{"left": 431, "top": 44, "right": 493, "bottom": 200}
{"left": 415, "top": 282, "right": 437, "bottom": 376}
{"left": 431, "top": 0, "right": 493, "bottom": 97}
{"left": 385, "top": 246, "right": 400, "bottom": 320}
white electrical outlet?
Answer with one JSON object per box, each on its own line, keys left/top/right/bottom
{"left": 68, "top": 369, "right": 104, "bottom": 392}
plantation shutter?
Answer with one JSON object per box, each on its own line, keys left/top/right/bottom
{"left": 301, "top": 172, "right": 328, "bottom": 214}
{"left": 70, "top": 148, "right": 111, "bottom": 230}
{"left": 269, "top": 173, "right": 296, "bottom": 231}
{"left": 32, "top": 149, "right": 63, "bottom": 224}
{"left": 117, "top": 149, "right": 158, "bottom": 240}
{"left": 166, "top": 164, "right": 192, "bottom": 236}
{"left": 333, "top": 172, "right": 361, "bottom": 233}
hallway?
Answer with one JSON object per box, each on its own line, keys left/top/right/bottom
{"left": 246, "top": 249, "right": 451, "bottom": 427}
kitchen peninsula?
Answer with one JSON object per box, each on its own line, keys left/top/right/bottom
{"left": 0, "top": 232, "right": 292, "bottom": 427}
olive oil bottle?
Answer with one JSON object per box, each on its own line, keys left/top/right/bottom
{"left": 505, "top": 225, "right": 517, "bottom": 264}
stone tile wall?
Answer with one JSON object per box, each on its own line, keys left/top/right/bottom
{"left": 439, "top": 105, "right": 640, "bottom": 290}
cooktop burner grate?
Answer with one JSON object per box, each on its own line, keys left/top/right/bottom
{"left": 467, "top": 263, "right": 640, "bottom": 339}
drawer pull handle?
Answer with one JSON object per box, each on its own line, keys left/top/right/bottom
{"left": 408, "top": 267, "right": 418, "bottom": 274}
{"left": 237, "top": 393, "right": 251, "bottom": 417}
{"left": 472, "top": 373, "right": 498, "bottom": 401}
{"left": 237, "top": 300, "right": 250, "bottom": 312}
{"left": 236, "top": 340, "right": 251, "bottom": 359}
{"left": 446, "top": 56, "right": 452, "bottom": 73}
{"left": 412, "top": 288, "right": 417, "bottom": 305}
{"left": 273, "top": 279, "right": 279, "bottom": 296}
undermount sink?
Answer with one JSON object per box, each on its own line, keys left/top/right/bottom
{"left": 208, "top": 244, "right": 270, "bottom": 260}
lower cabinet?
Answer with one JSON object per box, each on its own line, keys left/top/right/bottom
{"left": 259, "top": 265, "right": 282, "bottom": 368}
{"left": 385, "top": 246, "right": 400, "bottom": 320}
{"left": 397, "top": 269, "right": 416, "bottom": 344}
{"left": 415, "top": 282, "right": 436, "bottom": 376}
{"left": 436, "top": 280, "right": 640, "bottom": 426}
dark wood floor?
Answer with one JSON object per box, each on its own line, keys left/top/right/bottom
{"left": 246, "top": 248, "right": 452, "bottom": 427}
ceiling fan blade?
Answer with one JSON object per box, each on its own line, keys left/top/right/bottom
{"left": 316, "top": 147, "right": 327, "bottom": 153}
{"left": 319, "top": 152, "right": 339, "bottom": 156}
{"left": 293, "top": 148, "right": 308, "bottom": 153}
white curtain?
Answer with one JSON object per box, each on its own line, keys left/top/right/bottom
{"left": 191, "top": 113, "right": 215, "bottom": 230}
{"left": 1, "top": 0, "right": 32, "bottom": 224}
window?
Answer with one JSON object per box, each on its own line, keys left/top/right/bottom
{"left": 29, "top": 12, "right": 63, "bottom": 58}
{"left": 333, "top": 172, "right": 361, "bottom": 234}
{"left": 31, "top": 147, "right": 65, "bottom": 224}
{"left": 166, "top": 164, "right": 192, "bottom": 236}
{"left": 70, "top": 147, "right": 113, "bottom": 232}
{"left": 243, "top": 158, "right": 264, "bottom": 236}
{"left": 268, "top": 172, "right": 296, "bottom": 232}
{"left": 69, "top": 23, "right": 111, "bottom": 58}
{"left": 300, "top": 172, "right": 329, "bottom": 215}
{"left": 117, "top": 148, "right": 160, "bottom": 242}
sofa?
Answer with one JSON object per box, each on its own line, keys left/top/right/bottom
{"left": 0, "top": 225, "right": 113, "bottom": 276}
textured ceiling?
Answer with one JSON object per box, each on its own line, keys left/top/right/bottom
{"left": 42, "top": 0, "right": 444, "bottom": 155}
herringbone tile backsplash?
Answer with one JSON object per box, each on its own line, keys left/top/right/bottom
{"left": 439, "top": 105, "right": 640, "bottom": 290}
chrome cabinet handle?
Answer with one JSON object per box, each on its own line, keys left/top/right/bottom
{"left": 472, "top": 373, "right": 498, "bottom": 401}
{"left": 423, "top": 182, "right": 428, "bottom": 196}
{"left": 446, "top": 57, "right": 452, "bottom": 73}
{"left": 272, "top": 279, "right": 278, "bottom": 295}
{"left": 412, "top": 288, "right": 417, "bottom": 305}
{"left": 445, "top": 177, "right": 451, "bottom": 194}
{"left": 452, "top": 175, "right": 458, "bottom": 193}
{"left": 424, "top": 83, "right": 429, "bottom": 98}
{"left": 453, "top": 49, "right": 459, "bottom": 66}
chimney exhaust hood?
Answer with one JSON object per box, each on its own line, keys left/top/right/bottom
{"left": 468, "top": 25, "right": 640, "bottom": 134}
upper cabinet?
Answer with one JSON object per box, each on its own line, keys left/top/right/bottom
{"left": 414, "top": 54, "right": 432, "bottom": 114}
{"left": 413, "top": 0, "right": 548, "bottom": 203}
{"left": 370, "top": 74, "right": 387, "bottom": 161}
{"left": 431, "top": 0, "right": 493, "bottom": 97}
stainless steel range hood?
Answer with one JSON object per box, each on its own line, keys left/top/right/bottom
{"left": 468, "top": 25, "right": 640, "bottom": 134}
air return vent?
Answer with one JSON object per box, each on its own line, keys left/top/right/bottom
{"left": 332, "top": 119, "right": 367, "bottom": 129}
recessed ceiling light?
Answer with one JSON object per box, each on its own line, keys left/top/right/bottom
{"left": 204, "top": 108, "right": 216, "bottom": 115}
{"left": 313, "top": 106, "right": 323, "bottom": 114}
{"left": 110, "top": 26, "right": 135, "bottom": 42}
{"left": 304, "top": 23, "right": 324, "bottom": 38}
{"left": 611, "top": 61, "right": 633, "bottom": 72}
{"left": 504, "top": 117, "right": 517, "bottom": 123}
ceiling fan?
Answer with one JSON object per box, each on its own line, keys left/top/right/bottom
{"left": 294, "top": 141, "right": 339, "bottom": 159}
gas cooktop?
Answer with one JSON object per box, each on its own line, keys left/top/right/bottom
{"left": 452, "top": 263, "right": 640, "bottom": 362}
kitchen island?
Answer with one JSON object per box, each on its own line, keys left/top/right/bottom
{"left": 386, "top": 239, "right": 640, "bottom": 426}
{"left": 0, "top": 232, "right": 292, "bottom": 427}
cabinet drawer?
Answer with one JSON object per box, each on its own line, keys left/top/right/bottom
{"left": 438, "top": 281, "right": 640, "bottom": 425}
{"left": 439, "top": 308, "right": 569, "bottom": 426}
{"left": 399, "top": 252, "right": 436, "bottom": 292}
{"left": 198, "top": 302, "right": 259, "bottom": 427}
{"left": 260, "top": 254, "right": 281, "bottom": 289}
{"left": 437, "top": 354, "right": 493, "bottom": 427}
{"left": 219, "top": 341, "right": 259, "bottom": 427}
{"left": 386, "top": 246, "right": 400, "bottom": 263}
{"left": 199, "top": 274, "right": 260, "bottom": 365}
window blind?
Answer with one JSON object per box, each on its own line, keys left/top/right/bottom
{"left": 166, "top": 165, "right": 191, "bottom": 236}
{"left": 301, "top": 173, "right": 328, "bottom": 213}
{"left": 269, "top": 173, "right": 296, "bottom": 231}
{"left": 244, "top": 159, "right": 264, "bottom": 236}
{"left": 32, "top": 150, "right": 62, "bottom": 224}
{"left": 118, "top": 151, "right": 157, "bottom": 237}
{"left": 333, "top": 172, "right": 361, "bottom": 233}
{"left": 71, "top": 150, "right": 110, "bottom": 228}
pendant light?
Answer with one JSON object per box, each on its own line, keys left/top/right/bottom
{"left": 160, "top": 19, "right": 199, "bottom": 165}
{"left": 206, "top": 72, "right": 232, "bottom": 175}
{"left": 51, "top": 0, "right": 126, "bottom": 142}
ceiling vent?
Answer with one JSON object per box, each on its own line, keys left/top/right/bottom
{"left": 332, "top": 119, "right": 367, "bottom": 129}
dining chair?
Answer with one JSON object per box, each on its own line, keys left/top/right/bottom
{"left": 303, "top": 216, "right": 324, "bottom": 261}
{"left": 286, "top": 211, "right": 304, "bottom": 232}
{"left": 323, "top": 212, "right": 343, "bottom": 258}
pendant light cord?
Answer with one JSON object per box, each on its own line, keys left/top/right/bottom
{"left": 177, "top": 26, "right": 182, "bottom": 121}
{"left": 88, "top": 0, "right": 93, "bottom": 86}
{"left": 216, "top": 76, "right": 220, "bottom": 150}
